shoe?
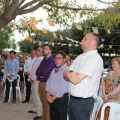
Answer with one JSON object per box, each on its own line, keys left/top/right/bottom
{"left": 22, "top": 100, "right": 29, "bottom": 103}
{"left": 28, "top": 110, "right": 37, "bottom": 114}
{"left": 33, "top": 116, "right": 42, "bottom": 120}
{"left": 3, "top": 100, "right": 8, "bottom": 103}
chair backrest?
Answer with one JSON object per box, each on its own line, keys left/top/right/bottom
{"left": 90, "top": 96, "right": 103, "bottom": 120}
{"left": 16, "top": 74, "right": 20, "bottom": 87}
{"left": 23, "top": 72, "right": 25, "bottom": 83}
{"left": 100, "top": 102, "right": 120, "bottom": 120}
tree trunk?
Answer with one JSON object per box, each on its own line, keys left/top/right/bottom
{"left": 0, "top": 14, "right": 10, "bottom": 29}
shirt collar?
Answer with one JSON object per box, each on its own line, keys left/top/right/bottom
{"left": 10, "top": 58, "right": 15, "bottom": 61}
{"left": 44, "top": 55, "right": 53, "bottom": 61}
{"left": 59, "top": 63, "right": 67, "bottom": 70}
{"left": 83, "top": 50, "right": 97, "bottom": 56}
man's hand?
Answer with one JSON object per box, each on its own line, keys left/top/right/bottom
{"left": 104, "top": 94, "right": 109, "bottom": 102}
{"left": 47, "top": 96, "right": 54, "bottom": 103}
{"left": 8, "top": 75, "right": 13, "bottom": 80}
{"left": 24, "top": 72, "right": 30, "bottom": 76}
{"left": 67, "top": 72, "right": 82, "bottom": 84}
{"left": 29, "top": 79, "right": 34, "bottom": 84}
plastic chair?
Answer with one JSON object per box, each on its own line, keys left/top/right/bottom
{"left": 100, "top": 102, "right": 120, "bottom": 120}
{"left": 23, "top": 72, "right": 26, "bottom": 94}
{"left": 90, "top": 96, "right": 103, "bottom": 120}
{"left": 8, "top": 74, "right": 21, "bottom": 102}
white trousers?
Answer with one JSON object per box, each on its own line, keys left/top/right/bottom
{"left": 31, "top": 80, "right": 42, "bottom": 116}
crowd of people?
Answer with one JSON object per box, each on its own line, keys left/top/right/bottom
{"left": 0, "top": 32, "right": 120, "bottom": 120}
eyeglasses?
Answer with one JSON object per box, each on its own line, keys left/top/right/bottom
{"left": 54, "top": 57, "right": 64, "bottom": 60}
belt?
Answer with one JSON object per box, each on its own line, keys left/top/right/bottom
{"left": 40, "top": 81, "right": 46, "bottom": 82}
{"left": 50, "top": 93, "right": 68, "bottom": 97}
{"left": 70, "top": 95, "right": 92, "bottom": 100}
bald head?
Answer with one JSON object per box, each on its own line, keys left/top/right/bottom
{"left": 81, "top": 32, "right": 99, "bottom": 52}
{"left": 90, "top": 33, "right": 99, "bottom": 47}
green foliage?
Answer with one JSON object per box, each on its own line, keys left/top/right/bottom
{"left": 68, "top": 54, "right": 78, "bottom": 60}
{"left": 0, "top": 32, "right": 11, "bottom": 50}
{"left": 16, "top": 52, "right": 29, "bottom": 56}
{"left": 0, "top": 0, "right": 120, "bottom": 56}
{"left": 0, "top": 22, "right": 14, "bottom": 50}
{"left": 18, "top": 40, "right": 39, "bottom": 53}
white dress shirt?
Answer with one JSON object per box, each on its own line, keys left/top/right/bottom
{"left": 69, "top": 50, "right": 103, "bottom": 98}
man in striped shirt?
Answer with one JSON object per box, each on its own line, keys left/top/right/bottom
{"left": 64, "top": 32, "right": 103, "bottom": 120}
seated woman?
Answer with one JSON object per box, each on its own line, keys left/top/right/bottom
{"left": 99, "top": 57, "right": 120, "bottom": 120}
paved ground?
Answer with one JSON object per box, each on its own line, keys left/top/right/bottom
{"left": 0, "top": 90, "right": 69, "bottom": 120}
{"left": 0, "top": 91, "right": 37, "bottom": 120}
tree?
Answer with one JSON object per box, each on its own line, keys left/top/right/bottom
{"left": 0, "top": 0, "right": 120, "bottom": 30}
{"left": 0, "top": 0, "right": 120, "bottom": 52}
{"left": 18, "top": 40, "right": 39, "bottom": 53}
{"left": 0, "top": 24, "right": 12, "bottom": 50}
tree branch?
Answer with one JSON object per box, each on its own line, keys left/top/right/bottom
{"left": 97, "top": 0, "right": 120, "bottom": 4}
{"left": 17, "top": 0, "right": 25, "bottom": 8}
{"left": 17, "top": 2, "right": 46, "bottom": 15}
{"left": 4, "top": 0, "right": 11, "bottom": 12}
{"left": 47, "top": 3, "right": 106, "bottom": 11}
{"left": 3, "top": 0, "right": 19, "bottom": 22}
{"left": 19, "top": 0, "right": 39, "bottom": 11}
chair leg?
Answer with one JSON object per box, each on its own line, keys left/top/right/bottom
{"left": 3, "top": 85, "right": 6, "bottom": 95}
{"left": 100, "top": 105, "right": 107, "bottom": 120}
{"left": 19, "top": 89, "right": 21, "bottom": 101}
{"left": 8, "top": 88, "right": 12, "bottom": 102}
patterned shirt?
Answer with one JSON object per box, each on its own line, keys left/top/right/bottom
{"left": 104, "top": 73, "right": 120, "bottom": 101}
{"left": 69, "top": 50, "right": 103, "bottom": 98}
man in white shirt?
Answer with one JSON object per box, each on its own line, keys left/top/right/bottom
{"left": 64, "top": 32, "right": 103, "bottom": 120}
{"left": 28, "top": 47, "right": 43, "bottom": 120}
{"left": 22, "top": 50, "right": 36, "bottom": 103}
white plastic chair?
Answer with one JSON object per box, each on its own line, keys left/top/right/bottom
{"left": 23, "top": 72, "right": 26, "bottom": 94}
{"left": 90, "top": 96, "right": 103, "bottom": 120}
{"left": 8, "top": 74, "right": 21, "bottom": 102}
{"left": 23, "top": 72, "right": 27, "bottom": 101}
{"left": 100, "top": 102, "right": 120, "bottom": 120}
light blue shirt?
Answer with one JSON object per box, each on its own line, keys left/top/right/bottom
{"left": 24, "top": 57, "right": 36, "bottom": 73}
{"left": 5, "top": 58, "right": 19, "bottom": 80}
{"left": 46, "top": 64, "right": 69, "bottom": 98}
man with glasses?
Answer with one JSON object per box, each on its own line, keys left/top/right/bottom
{"left": 36, "top": 45, "right": 56, "bottom": 120}
{"left": 46, "top": 51, "right": 69, "bottom": 120}
{"left": 28, "top": 48, "right": 44, "bottom": 120}
{"left": 22, "top": 50, "right": 36, "bottom": 103}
